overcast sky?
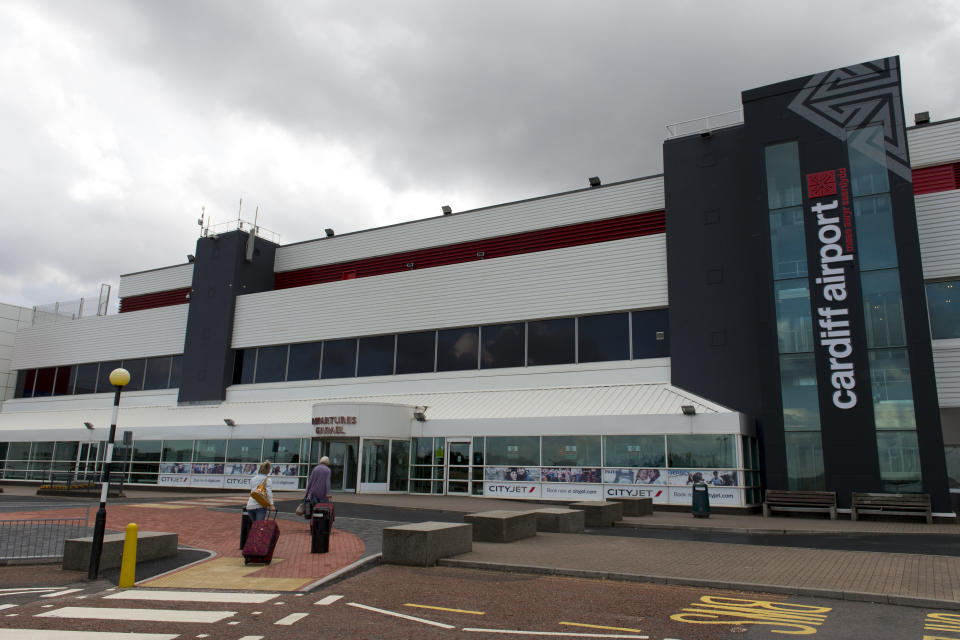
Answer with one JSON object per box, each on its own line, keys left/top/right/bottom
{"left": 1, "top": 1, "right": 958, "bottom": 311}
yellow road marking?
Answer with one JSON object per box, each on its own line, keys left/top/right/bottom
{"left": 405, "top": 603, "right": 485, "bottom": 615}
{"left": 559, "top": 622, "right": 644, "bottom": 633}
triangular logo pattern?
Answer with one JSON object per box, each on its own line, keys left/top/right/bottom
{"left": 788, "top": 57, "right": 911, "bottom": 181}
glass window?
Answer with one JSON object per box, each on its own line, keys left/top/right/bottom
{"left": 54, "top": 366, "right": 73, "bottom": 396}
{"left": 122, "top": 359, "right": 146, "bottom": 391}
{"left": 578, "top": 313, "right": 628, "bottom": 363}
{"left": 15, "top": 369, "right": 33, "bottom": 398}
{"left": 667, "top": 435, "right": 735, "bottom": 468}
{"left": 96, "top": 360, "right": 122, "bottom": 393}
{"left": 852, "top": 195, "right": 898, "bottom": 271}
{"left": 162, "top": 440, "right": 193, "bottom": 462}
{"left": 632, "top": 309, "right": 670, "bottom": 359}
{"left": 169, "top": 355, "right": 183, "bottom": 388}
{"left": 287, "top": 342, "right": 323, "bottom": 381}
{"left": 769, "top": 207, "right": 808, "bottom": 279}
{"left": 869, "top": 349, "right": 916, "bottom": 430}
{"left": 784, "top": 431, "right": 825, "bottom": 490}
{"left": 264, "top": 439, "right": 301, "bottom": 463}
{"left": 481, "top": 323, "right": 524, "bottom": 369}
{"left": 527, "top": 318, "right": 575, "bottom": 366}
{"left": 847, "top": 126, "right": 889, "bottom": 197}
{"left": 131, "top": 440, "right": 162, "bottom": 462}
{"left": 541, "top": 436, "right": 601, "bottom": 467}
{"left": 485, "top": 436, "right": 540, "bottom": 466}
{"left": 604, "top": 435, "right": 665, "bottom": 467}
{"left": 235, "top": 350, "right": 256, "bottom": 385}
{"left": 780, "top": 353, "right": 821, "bottom": 430}
{"left": 944, "top": 445, "right": 960, "bottom": 490}
{"left": 321, "top": 338, "right": 357, "bottom": 379}
{"left": 877, "top": 431, "right": 922, "bottom": 492}
{"left": 53, "top": 441, "right": 78, "bottom": 461}
{"left": 29, "top": 441, "right": 54, "bottom": 462}
{"left": 358, "top": 335, "right": 395, "bottom": 377}
{"left": 255, "top": 345, "right": 288, "bottom": 383}
{"left": 861, "top": 269, "right": 906, "bottom": 348}
{"left": 473, "top": 436, "right": 484, "bottom": 466}
{"left": 361, "top": 439, "right": 388, "bottom": 483}
{"left": 396, "top": 331, "right": 435, "bottom": 375}
{"left": 72, "top": 363, "right": 96, "bottom": 394}
{"left": 143, "top": 357, "right": 171, "bottom": 390}
{"left": 33, "top": 367, "right": 56, "bottom": 397}
{"left": 765, "top": 142, "right": 802, "bottom": 209}
{"left": 437, "top": 327, "right": 479, "bottom": 371}
{"left": 193, "top": 440, "right": 226, "bottom": 463}
{"left": 774, "top": 280, "right": 814, "bottom": 353}
{"left": 390, "top": 440, "right": 410, "bottom": 492}
{"left": 927, "top": 281, "right": 960, "bottom": 340}
{"left": 227, "top": 439, "right": 263, "bottom": 463}
{"left": 413, "top": 437, "right": 433, "bottom": 465}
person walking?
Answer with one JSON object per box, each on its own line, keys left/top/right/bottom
{"left": 246, "top": 460, "right": 275, "bottom": 521}
{"left": 305, "top": 456, "right": 332, "bottom": 510}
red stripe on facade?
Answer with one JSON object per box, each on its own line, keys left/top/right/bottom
{"left": 275, "top": 210, "right": 666, "bottom": 291}
{"left": 912, "top": 163, "right": 960, "bottom": 195}
{"left": 119, "top": 287, "right": 191, "bottom": 313}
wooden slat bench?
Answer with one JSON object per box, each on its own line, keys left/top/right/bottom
{"left": 851, "top": 492, "right": 932, "bottom": 524}
{"left": 763, "top": 490, "right": 837, "bottom": 520}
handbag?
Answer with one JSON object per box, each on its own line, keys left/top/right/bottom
{"left": 295, "top": 500, "right": 306, "bottom": 517}
{"left": 250, "top": 478, "right": 270, "bottom": 508}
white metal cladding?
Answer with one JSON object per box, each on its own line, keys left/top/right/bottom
{"left": 11, "top": 305, "right": 188, "bottom": 370}
{"left": 934, "top": 340, "right": 960, "bottom": 408}
{"left": 274, "top": 177, "right": 665, "bottom": 273}
{"left": 908, "top": 120, "right": 960, "bottom": 168}
{"left": 916, "top": 190, "right": 960, "bottom": 280}
{"left": 234, "top": 234, "right": 667, "bottom": 348}
{"left": 118, "top": 263, "right": 194, "bottom": 298}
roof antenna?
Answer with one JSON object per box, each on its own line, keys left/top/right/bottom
{"left": 245, "top": 206, "right": 259, "bottom": 262}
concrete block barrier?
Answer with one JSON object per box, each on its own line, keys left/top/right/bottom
{"left": 62, "top": 531, "right": 178, "bottom": 571}
{"left": 526, "top": 508, "right": 585, "bottom": 533}
{"left": 569, "top": 501, "right": 623, "bottom": 527}
{"left": 463, "top": 510, "right": 538, "bottom": 542}
{"left": 382, "top": 522, "right": 473, "bottom": 567}
{"left": 608, "top": 497, "right": 654, "bottom": 516}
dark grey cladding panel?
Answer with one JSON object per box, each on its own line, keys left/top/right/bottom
{"left": 178, "top": 230, "right": 277, "bottom": 404}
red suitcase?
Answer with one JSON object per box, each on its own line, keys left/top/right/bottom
{"left": 242, "top": 511, "right": 279, "bottom": 565}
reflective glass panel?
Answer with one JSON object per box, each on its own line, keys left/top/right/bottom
{"left": 784, "top": 431, "right": 825, "bottom": 490}
{"left": 667, "top": 435, "right": 735, "bottom": 468}
{"left": 162, "top": 440, "right": 193, "bottom": 462}
{"left": 54, "top": 366, "right": 73, "bottom": 396}
{"left": 769, "top": 207, "right": 807, "bottom": 279}
{"left": 780, "top": 353, "right": 821, "bottom": 430}
{"left": 632, "top": 308, "right": 669, "bottom": 359}
{"left": 578, "top": 313, "right": 628, "bottom": 363}
{"left": 944, "top": 445, "right": 960, "bottom": 490}
{"left": 287, "top": 342, "right": 323, "bottom": 381}
{"left": 33, "top": 367, "right": 55, "bottom": 397}
{"left": 192, "top": 440, "right": 226, "bottom": 463}
{"left": 604, "top": 435, "right": 665, "bottom": 467}
{"left": 237, "top": 350, "right": 256, "bottom": 384}
{"left": 131, "top": 440, "right": 162, "bottom": 462}
{"left": 413, "top": 437, "right": 433, "bottom": 465}
{"left": 122, "top": 359, "right": 146, "bottom": 391}
{"left": 15, "top": 370, "right": 33, "bottom": 398}
{"left": 765, "top": 142, "right": 803, "bottom": 209}
{"left": 485, "top": 436, "right": 540, "bottom": 466}
{"left": 169, "top": 355, "right": 183, "bottom": 388}
{"left": 926, "top": 281, "right": 960, "bottom": 340}
{"left": 143, "top": 357, "right": 171, "bottom": 390}
{"left": 396, "top": 331, "right": 435, "bottom": 374}
{"left": 96, "top": 360, "right": 122, "bottom": 393}
{"left": 264, "top": 439, "right": 301, "bottom": 463}
{"left": 480, "top": 323, "right": 524, "bottom": 369}
{"left": 390, "top": 440, "right": 410, "bottom": 492}
{"left": 852, "top": 194, "right": 898, "bottom": 271}
{"left": 437, "top": 327, "right": 479, "bottom": 371}
{"left": 774, "top": 280, "right": 814, "bottom": 353}
{"left": 847, "top": 126, "right": 890, "bottom": 197}
{"left": 321, "top": 339, "right": 357, "bottom": 379}
{"left": 227, "top": 439, "right": 263, "bottom": 463}
{"left": 357, "top": 335, "right": 395, "bottom": 377}
{"left": 527, "top": 318, "right": 575, "bottom": 366}
{"left": 869, "top": 349, "right": 916, "bottom": 430}
{"left": 541, "top": 436, "right": 601, "bottom": 467}
{"left": 255, "top": 345, "right": 288, "bottom": 383}
{"left": 877, "top": 430, "right": 922, "bottom": 492}
{"left": 861, "top": 269, "right": 906, "bottom": 348}
{"left": 361, "top": 439, "right": 388, "bottom": 483}
{"left": 53, "top": 441, "right": 78, "bottom": 461}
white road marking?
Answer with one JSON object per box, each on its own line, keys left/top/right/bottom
{"left": 0, "top": 587, "right": 58, "bottom": 593}
{"left": 347, "top": 602, "right": 455, "bottom": 629}
{"left": 41, "top": 589, "right": 85, "bottom": 598}
{"left": 37, "top": 607, "right": 236, "bottom": 623}
{"left": 41, "top": 605, "right": 53, "bottom": 608}
{"left": 0, "top": 605, "right": 16, "bottom": 612}
{"left": 274, "top": 613, "right": 309, "bottom": 625}
{"left": 315, "top": 595, "right": 343, "bottom": 606}
{"left": 104, "top": 590, "right": 279, "bottom": 604}
{"left": 0, "top": 632, "right": 178, "bottom": 639}
{"left": 463, "top": 629, "right": 648, "bottom": 638}
{"left": 0, "top": 588, "right": 60, "bottom": 597}
{"left": 237, "top": 636, "right": 265, "bottom": 640}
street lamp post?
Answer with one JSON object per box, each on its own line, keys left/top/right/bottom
{"left": 87, "top": 367, "right": 130, "bottom": 580}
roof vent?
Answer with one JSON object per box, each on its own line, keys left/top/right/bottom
{"left": 441, "top": 205, "right": 452, "bottom": 215}
{"left": 915, "top": 111, "right": 931, "bottom": 126}
{"left": 588, "top": 177, "right": 601, "bottom": 187}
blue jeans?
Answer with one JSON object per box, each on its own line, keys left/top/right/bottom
{"left": 249, "top": 507, "right": 268, "bottom": 521}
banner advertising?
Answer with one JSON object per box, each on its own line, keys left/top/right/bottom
{"left": 270, "top": 476, "right": 300, "bottom": 490}
{"left": 667, "top": 469, "right": 738, "bottom": 487}
{"left": 669, "top": 486, "right": 741, "bottom": 506}
{"left": 602, "top": 468, "right": 665, "bottom": 485}
{"left": 190, "top": 475, "right": 225, "bottom": 489}
{"left": 484, "top": 482, "right": 541, "bottom": 499}
{"left": 225, "top": 463, "right": 257, "bottom": 475}
{"left": 541, "top": 468, "right": 601, "bottom": 483}
{"left": 485, "top": 467, "right": 540, "bottom": 482}
{"left": 223, "top": 475, "right": 251, "bottom": 489}
{"left": 191, "top": 463, "right": 224, "bottom": 475}
{"left": 603, "top": 485, "right": 667, "bottom": 503}
{"left": 157, "top": 474, "right": 190, "bottom": 487}
{"left": 541, "top": 483, "right": 603, "bottom": 501}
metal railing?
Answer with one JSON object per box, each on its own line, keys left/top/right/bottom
{"left": 666, "top": 108, "right": 744, "bottom": 138}
{"left": 0, "top": 504, "right": 92, "bottom": 564}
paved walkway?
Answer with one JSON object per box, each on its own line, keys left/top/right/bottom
{"left": 2, "top": 485, "right": 960, "bottom": 607}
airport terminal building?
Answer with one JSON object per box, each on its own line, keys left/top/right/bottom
{"left": 2, "top": 56, "right": 959, "bottom": 515}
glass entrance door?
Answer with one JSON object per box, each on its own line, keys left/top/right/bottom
{"left": 76, "top": 442, "right": 102, "bottom": 480}
{"left": 445, "top": 439, "right": 471, "bottom": 495}
{"left": 309, "top": 438, "right": 358, "bottom": 492}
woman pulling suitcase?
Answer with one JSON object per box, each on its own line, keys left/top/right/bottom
{"left": 243, "top": 460, "right": 280, "bottom": 564}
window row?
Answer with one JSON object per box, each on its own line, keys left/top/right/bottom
{"left": 15, "top": 355, "right": 183, "bottom": 399}
{"left": 233, "top": 309, "right": 669, "bottom": 384}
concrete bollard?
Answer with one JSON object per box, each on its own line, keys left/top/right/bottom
{"left": 118, "top": 523, "right": 138, "bottom": 588}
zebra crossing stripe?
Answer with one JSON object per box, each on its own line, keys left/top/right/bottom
{"left": 315, "top": 595, "right": 343, "bottom": 605}
{"left": 275, "top": 613, "right": 309, "bottom": 625}
{"left": 0, "top": 605, "right": 16, "bottom": 612}
{"left": 40, "top": 589, "right": 84, "bottom": 598}
{"left": 0, "top": 631, "right": 178, "bottom": 639}
{"left": 104, "top": 590, "right": 278, "bottom": 604}
{"left": 37, "top": 606, "right": 236, "bottom": 623}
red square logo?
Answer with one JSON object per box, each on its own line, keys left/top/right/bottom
{"left": 807, "top": 170, "right": 837, "bottom": 198}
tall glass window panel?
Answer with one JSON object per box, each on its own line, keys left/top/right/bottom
{"left": 193, "top": 440, "right": 227, "bottom": 463}
{"left": 389, "top": 440, "right": 410, "bottom": 492}
{"left": 15, "top": 369, "right": 32, "bottom": 398}
{"left": 236, "top": 350, "right": 256, "bottom": 384}
{"left": 255, "top": 345, "right": 288, "bottom": 383}
{"left": 774, "top": 280, "right": 814, "bottom": 353}
{"left": 33, "top": 367, "right": 56, "bottom": 397}
{"left": 527, "top": 318, "right": 575, "bottom": 366}
{"left": 604, "top": 435, "right": 666, "bottom": 467}
{"left": 437, "top": 327, "right": 479, "bottom": 371}
{"left": 131, "top": 440, "right": 161, "bottom": 463}
{"left": 852, "top": 195, "right": 898, "bottom": 271}
{"left": 926, "top": 281, "right": 960, "bottom": 339}
{"left": 321, "top": 338, "right": 357, "bottom": 379}
{"left": 53, "top": 441, "right": 78, "bottom": 461}
{"left": 769, "top": 207, "right": 808, "bottom": 279}
{"left": 944, "top": 445, "right": 960, "bottom": 489}
{"left": 413, "top": 437, "right": 433, "bottom": 465}
{"left": 847, "top": 126, "right": 890, "bottom": 197}
{"left": 541, "top": 436, "right": 602, "bottom": 467}
{"left": 162, "top": 440, "right": 193, "bottom": 462}
{"left": 578, "top": 313, "right": 628, "bottom": 363}
{"left": 784, "top": 431, "right": 826, "bottom": 490}
{"left": 667, "top": 435, "right": 735, "bottom": 468}
{"left": 96, "top": 360, "right": 122, "bottom": 393}
{"left": 861, "top": 269, "right": 907, "bottom": 348}
{"left": 485, "top": 436, "right": 540, "bottom": 466}
{"left": 5, "top": 442, "right": 30, "bottom": 479}
{"left": 877, "top": 431, "right": 922, "bottom": 492}
{"left": 765, "top": 142, "right": 803, "bottom": 209}
{"left": 396, "top": 331, "right": 435, "bottom": 375}
{"left": 361, "top": 439, "right": 388, "bottom": 483}
{"left": 287, "top": 342, "right": 323, "bottom": 381}
{"left": 143, "top": 357, "right": 171, "bottom": 390}
{"left": 227, "top": 439, "right": 263, "bottom": 463}
{"left": 869, "top": 349, "right": 917, "bottom": 430}
{"left": 265, "top": 439, "right": 301, "bottom": 463}
{"left": 358, "top": 335, "right": 395, "bottom": 377}
{"left": 779, "top": 353, "right": 821, "bottom": 430}
{"left": 480, "top": 323, "right": 524, "bottom": 369}
{"left": 53, "top": 366, "right": 73, "bottom": 396}
{"left": 632, "top": 309, "right": 670, "bottom": 359}
{"left": 122, "top": 359, "right": 146, "bottom": 391}
{"left": 169, "top": 355, "right": 183, "bottom": 388}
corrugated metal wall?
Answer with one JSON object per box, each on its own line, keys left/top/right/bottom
{"left": 916, "top": 190, "right": 960, "bottom": 280}
{"left": 12, "top": 305, "right": 187, "bottom": 369}
{"left": 908, "top": 119, "right": 960, "bottom": 168}
{"left": 233, "top": 234, "right": 668, "bottom": 348}
{"left": 118, "top": 263, "right": 194, "bottom": 299}
{"left": 934, "top": 340, "right": 960, "bottom": 408}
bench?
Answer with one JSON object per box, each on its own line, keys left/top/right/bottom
{"left": 62, "top": 531, "right": 178, "bottom": 571}
{"left": 525, "top": 508, "right": 585, "bottom": 533}
{"left": 568, "top": 501, "right": 623, "bottom": 527}
{"left": 381, "top": 522, "right": 472, "bottom": 566}
{"left": 851, "top": 492, "right": 932, "bottom": 524}
{"left": 463, "top": 510, "right": 537, "bottom": 542}
{"left": 762, "top": 490, "right": 837, "bottom": 520}
{"left": 607, "top": 497, "right": 654, "bottom": 517}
